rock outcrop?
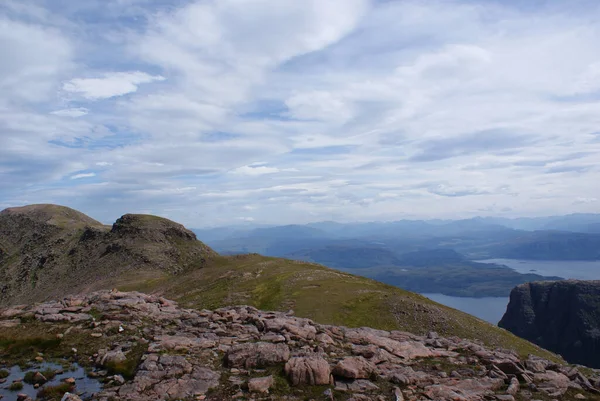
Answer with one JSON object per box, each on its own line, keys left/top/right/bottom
{"left": 499, "top": 280, "right": 600, "bottom": 368}
{"left": 1, "top": 290, "right": 600, "bottom": 400}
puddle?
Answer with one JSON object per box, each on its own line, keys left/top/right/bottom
{"left": 0, "top": 362, "right": 102, "bottom": 400}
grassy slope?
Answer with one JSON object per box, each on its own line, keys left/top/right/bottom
{"left": 115, "top": 254, "right": 561, "bottom": 362}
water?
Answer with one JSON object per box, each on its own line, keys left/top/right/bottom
{"left": 477, "top": 259, "right": 600, "bottom": 280}
{"left": 422, "top": 293, "right": 508, "bottom": 325}
{"left": 424, "top": 259, "right": 600, "bottom": 325}
{"left": 0, "top": 362, "right": 102, "bottom": 401}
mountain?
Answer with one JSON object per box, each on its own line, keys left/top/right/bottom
{"left": 395, "top": 248, "right": 466, "bottom": 267}
{"left": 479, "top": 231, "right": 600, "bottom": 260}
{"left": 0, "top": 204, "right": 560, "bottom": 360}
{"left": 499, "top": 280, "right": 600, "bottom": 368}
{"left": 288, "top": 245, "right": 402, "bottom": 268}
{"left": 0, "top": 204, "right": 215, "bottom": 305}
{"left": 201, "top": 218, "right": 600, "bottom": 262}
{"left": 477, "top": 214, "right": 600, "bottom": 232}
{"left": 3, "top": 291, "right": 600, "bottom": 400}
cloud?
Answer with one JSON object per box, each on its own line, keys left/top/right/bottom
{"left": 63, "top": 72, "right": 165, "bottom": 100}
{"left": 0, "top": 16, "right": 72, "bottom": 103}
{"left": 410, "top": 129, "right": 537, "bottom": 162}
{"left": 70, "top": 172, "right": 96, "bottom": 180}
{"left": 574, "top": 197, "right": 598, "bottom": 204}
{"left": 428, "top": 184, "right": 491, "bottom": 198}
{"left": 234, "top": 165, "right": 281, "bottom": 176}
{"left": 51, "top": 107, "right": 89, "bottom": 117}
{"left": 545, "top": 165, "right": 591, "bottom": 174}
{"left": 2, "top": 0, "right": 600, "bottom": 226}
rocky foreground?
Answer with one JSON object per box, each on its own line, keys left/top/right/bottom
{"left": 1, "top": 291, "right": 600, "bottom": 401}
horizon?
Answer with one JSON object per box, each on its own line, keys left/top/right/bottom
{"left": 2, "top": 0, "right": 600, "bottom": 226}
{"left": 5, "top": 203, "right": 600, "bottom": 229}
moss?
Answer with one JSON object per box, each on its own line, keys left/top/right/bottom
{"left": 0, "top": 332, "right": 62, "bottom": 367}
{"left": 270, "top": 372, "right": 292, "bottom": 395}
{"left": 105, "top": 343, "right": 146, "bottom": 380}
{"left": 0, "top": 368, "right": 9, "bottom": 378}
{"left": 37, "top": 382, "right": 75, "bottom": 400}
{"left": 41, "top": 367, "right": 58, "bottom": 380}
{"left": 24, "top": 370, "right": 36, "bottom": 383}
{"left": 9, "top": 381, "right": 23, "bottom": 391}
{"left": 87, "top": 307, "right": 104, "bottom": 321}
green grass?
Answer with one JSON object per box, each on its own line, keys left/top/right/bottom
{"left": 37, "top": 383, "right": 75, "bottom": 400}
{"left": 0, "top": 368, "right": 9, "bottom": 378}
{"left": 87, "top": 307, "right": 104, "bottom": 321}
{"left": 0, "top": 332, "right": 62, "bottom": 366}
{"left": 105, "top": 342, "right": 146, "bottom": 380}
{"left": 24, "top": 370, "right": 36, "bottom": 383}
{"left": 9, "top": 381, "right": 23, "bottom": 391}
{"left": 41, "top": 367, "right": 57, "bottom": 380}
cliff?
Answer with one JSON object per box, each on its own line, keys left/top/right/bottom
{"left": 499, "top": 280, "right": 600, "bottom": 368}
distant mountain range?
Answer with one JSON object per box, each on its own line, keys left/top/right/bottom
{"left": 193, "top": 214, "right": 600, "bottom": 297}
{"left": 194, "top": 214, "right": 600, "bottom": 261}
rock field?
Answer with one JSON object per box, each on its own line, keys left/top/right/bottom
{"left": 1, "top": 290, "right": 599, "bottom": 401}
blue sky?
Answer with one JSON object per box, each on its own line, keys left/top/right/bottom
{"left": 1, "top": 0, "right": 600, "bottom": 227}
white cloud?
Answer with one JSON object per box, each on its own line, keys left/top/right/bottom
{"left": 70, "top": 173, "right": 96, "bottom": 180}
{"left": 51, "top": 107, "right": 89, "bottom": 117}
{"left": 234, "top": 165, "right": 281, "bottom": 176}
{"left": 63, "top": 72, "right": 165, "bottom": 100}
{"left": 0, "top": 17, "right": 72, "bottom": 103}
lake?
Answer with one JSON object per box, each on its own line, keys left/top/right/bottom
{"left": 421, "top": 293, "right": 509, "bottom": 325}
{"left": 423, "top": 259, "right": 600, "bottom": 325}
{"left": 477, "top": 259, "right": 600, "bottom": 280}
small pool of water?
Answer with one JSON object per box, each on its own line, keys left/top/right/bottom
{"left": 0, "top": 362, "right": 102, "bottom": 401}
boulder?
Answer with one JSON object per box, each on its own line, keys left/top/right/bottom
{"left": 534, "top": 370, "right": 571, "bottom": 396}
{"left": 225, "top": 342, "right": 290, "bottom": 369}
{"left": 248, "top": 376, "right": 274, "bottom": 393}
{"left": 285, "top": 356, "right": 332, "bottom": 386}
{"left": 332, "top": 356, "right": 375, "bottom": 379}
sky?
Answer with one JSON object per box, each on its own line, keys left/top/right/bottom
{"left": 1, "top": 0, "right": 600, "bottom": 227}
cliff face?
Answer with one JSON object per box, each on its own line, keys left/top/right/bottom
{"left": 499, "top": 280, "right": 600, "bottom": 368}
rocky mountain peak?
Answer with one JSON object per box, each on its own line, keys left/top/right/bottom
{"left": 0, "top": 204, "right": 103, "bottom": 228}
{"left": 110, "top": 213, "right": 198, "bottom": 242}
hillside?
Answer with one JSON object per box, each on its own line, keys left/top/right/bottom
{"left": 1, "top": 291, "right": 599, "bottom": 401}
{"left": 0, "top": 205, "right": 216, "bottom": 305}
{"left": 0, "top": 204, "right": 565, "bottom": 361}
